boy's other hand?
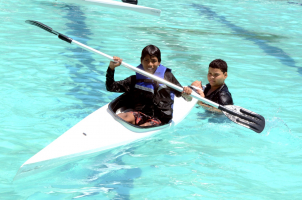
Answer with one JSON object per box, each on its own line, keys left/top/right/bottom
{"left": 183, "top": 86, "right": 192, "bottom": 95}
{"left": 191, "top": 81, "right": 205, "bottom": 97}
{"left": 181, "top": 86, "right": 193, "bottom": 102}
{"left": 191, "top": 80, "right": 205, "bottom": 97}
{"left": 191, "top": 80, "right": 202, "bottom": 88}
{"left": 109, "top": 56, "right": 123, "bottom": 70}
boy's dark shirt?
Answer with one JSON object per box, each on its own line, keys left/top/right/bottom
{"left": 203, "top": 83, "right": 233, "bottom": 105}
{"left": 106, "top": 67, "right": 183, "bottom": 123}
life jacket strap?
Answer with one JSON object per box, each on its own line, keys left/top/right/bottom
{"left": 136, "top": 79, "right": 160, "bottom": 92}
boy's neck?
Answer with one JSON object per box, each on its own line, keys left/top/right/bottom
{"left": 210, "top": 83, "right": 224, "bottom": 91}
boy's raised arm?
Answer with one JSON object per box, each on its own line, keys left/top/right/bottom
{"left": 106, "top": 56, "right": 134, "bottom": 93}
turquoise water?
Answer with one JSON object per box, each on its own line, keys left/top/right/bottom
{"left": 1, "top": 0, "right": 302, "bottom": 199}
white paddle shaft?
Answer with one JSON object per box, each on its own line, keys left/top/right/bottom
{"left": 71, "top": 40, "right": 219, "bottom": 108}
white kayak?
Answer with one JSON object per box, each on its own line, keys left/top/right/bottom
{"left": 14, "top": 94, "right": 198, "bottom": 180}
{"left": 60, "top": 0, "right": 161, "bottom": 16}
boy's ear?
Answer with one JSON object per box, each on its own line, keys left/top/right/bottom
{"left": 224, "top": 72, "right": 228, "bottom": 78}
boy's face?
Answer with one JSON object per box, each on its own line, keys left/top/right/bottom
{"left": 207, "top": 67, "right": 227, "bottom": 88}
{"left": 141, "top": 55, "right": 160, "bottom": 74}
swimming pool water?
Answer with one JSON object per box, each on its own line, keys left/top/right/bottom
{"left": 1, "top": 0, "right": 302, "bottom": 199}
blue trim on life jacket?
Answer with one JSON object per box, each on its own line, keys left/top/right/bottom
{"left": 135, "top": 64, "right": 167, "bottom": 93}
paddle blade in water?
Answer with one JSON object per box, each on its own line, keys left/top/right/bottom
{"left": 220, "top": 105, "right": 265, "bottom": 133}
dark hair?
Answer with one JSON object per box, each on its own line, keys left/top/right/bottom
{"left": 209, "top": 59, "right": 228, "bottom": 73}
{"left": 141, "top": 45, "right": 161, "bottom": 62}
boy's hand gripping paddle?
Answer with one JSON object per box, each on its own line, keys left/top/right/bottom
{"left": 25, "top": 20, "right": 265, "bottom": 133}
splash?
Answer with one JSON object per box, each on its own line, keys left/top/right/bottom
{"left": 265, "top": 117, "right": 291, "bottom": 136}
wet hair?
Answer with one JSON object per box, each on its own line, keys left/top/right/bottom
{"left": 209, "top": 59, "right": 228, "bottom": 73}
{"left": 141, "top": 45, "right": 161, "bottom": 62}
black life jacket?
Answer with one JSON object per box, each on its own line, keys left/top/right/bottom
{"left": 132, "top": 64, "right": 175, "bottom": 123}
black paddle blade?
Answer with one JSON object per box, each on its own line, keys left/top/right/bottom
{"left": 25, "top": 20, "right": 72, "bottom": 43}
{"left": 220, "top": 105, "right": 265, "bottom": 133}
{"left": 25, "top": 20, "right": 59, "bottom": 36}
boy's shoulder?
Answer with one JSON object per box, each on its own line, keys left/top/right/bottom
{"left": 205, "top": 83, "right": 233, "bottom": 105}
{"left": 205, "top": 83, "right": 231, "bottom": 93}
{"left": 163, "top": 68, "right": 174, "bottom": 80}
{"left": 219, "top": 84, "right": 233, "bottom": 105}
{"left": 221, "top": 84, "right": 231, "bottom": 93}
{"left": 165, "top": 67, "right": 172, "bottom": 73}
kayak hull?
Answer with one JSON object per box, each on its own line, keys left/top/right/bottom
{"left": 14, "top": 94, "right": 197, "bottom": 180}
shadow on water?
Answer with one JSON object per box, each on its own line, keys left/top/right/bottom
{"left": 61, "top": 5, "right": 141, "bottom": 199}
{"left": 60, "top": 5, "right": 107, "bottom": 110}
{"left": 191, "top": 4, "right": 302, "bottom": 75}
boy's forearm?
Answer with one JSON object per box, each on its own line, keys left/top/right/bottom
{"left": 106, "top": 67, "right": 116, "bottom": 91}
{"left": 198, "top": 101, "right": 222, "bottom": 114}
{"left": 106, "top": 67, "right": 133, "bottom": 93}
{"left": 106, "top": 67, "right": 130, "bottom": 93}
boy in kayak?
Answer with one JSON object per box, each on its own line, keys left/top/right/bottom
{"left": 106, "top": 45, "right": 192, "bottom": 126}
{"left": 191, "top": 59, "right": 233, "bottom": 113}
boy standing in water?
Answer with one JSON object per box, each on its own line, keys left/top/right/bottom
{"left": 191, "top": 59, "right": 233, "bottom": 113}
{"left": 106, "top": 45, "right": 192, "bottom": 126}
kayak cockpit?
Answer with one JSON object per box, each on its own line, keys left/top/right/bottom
{"left": 107, "top": 94, "right": 171, "bottom": 133}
